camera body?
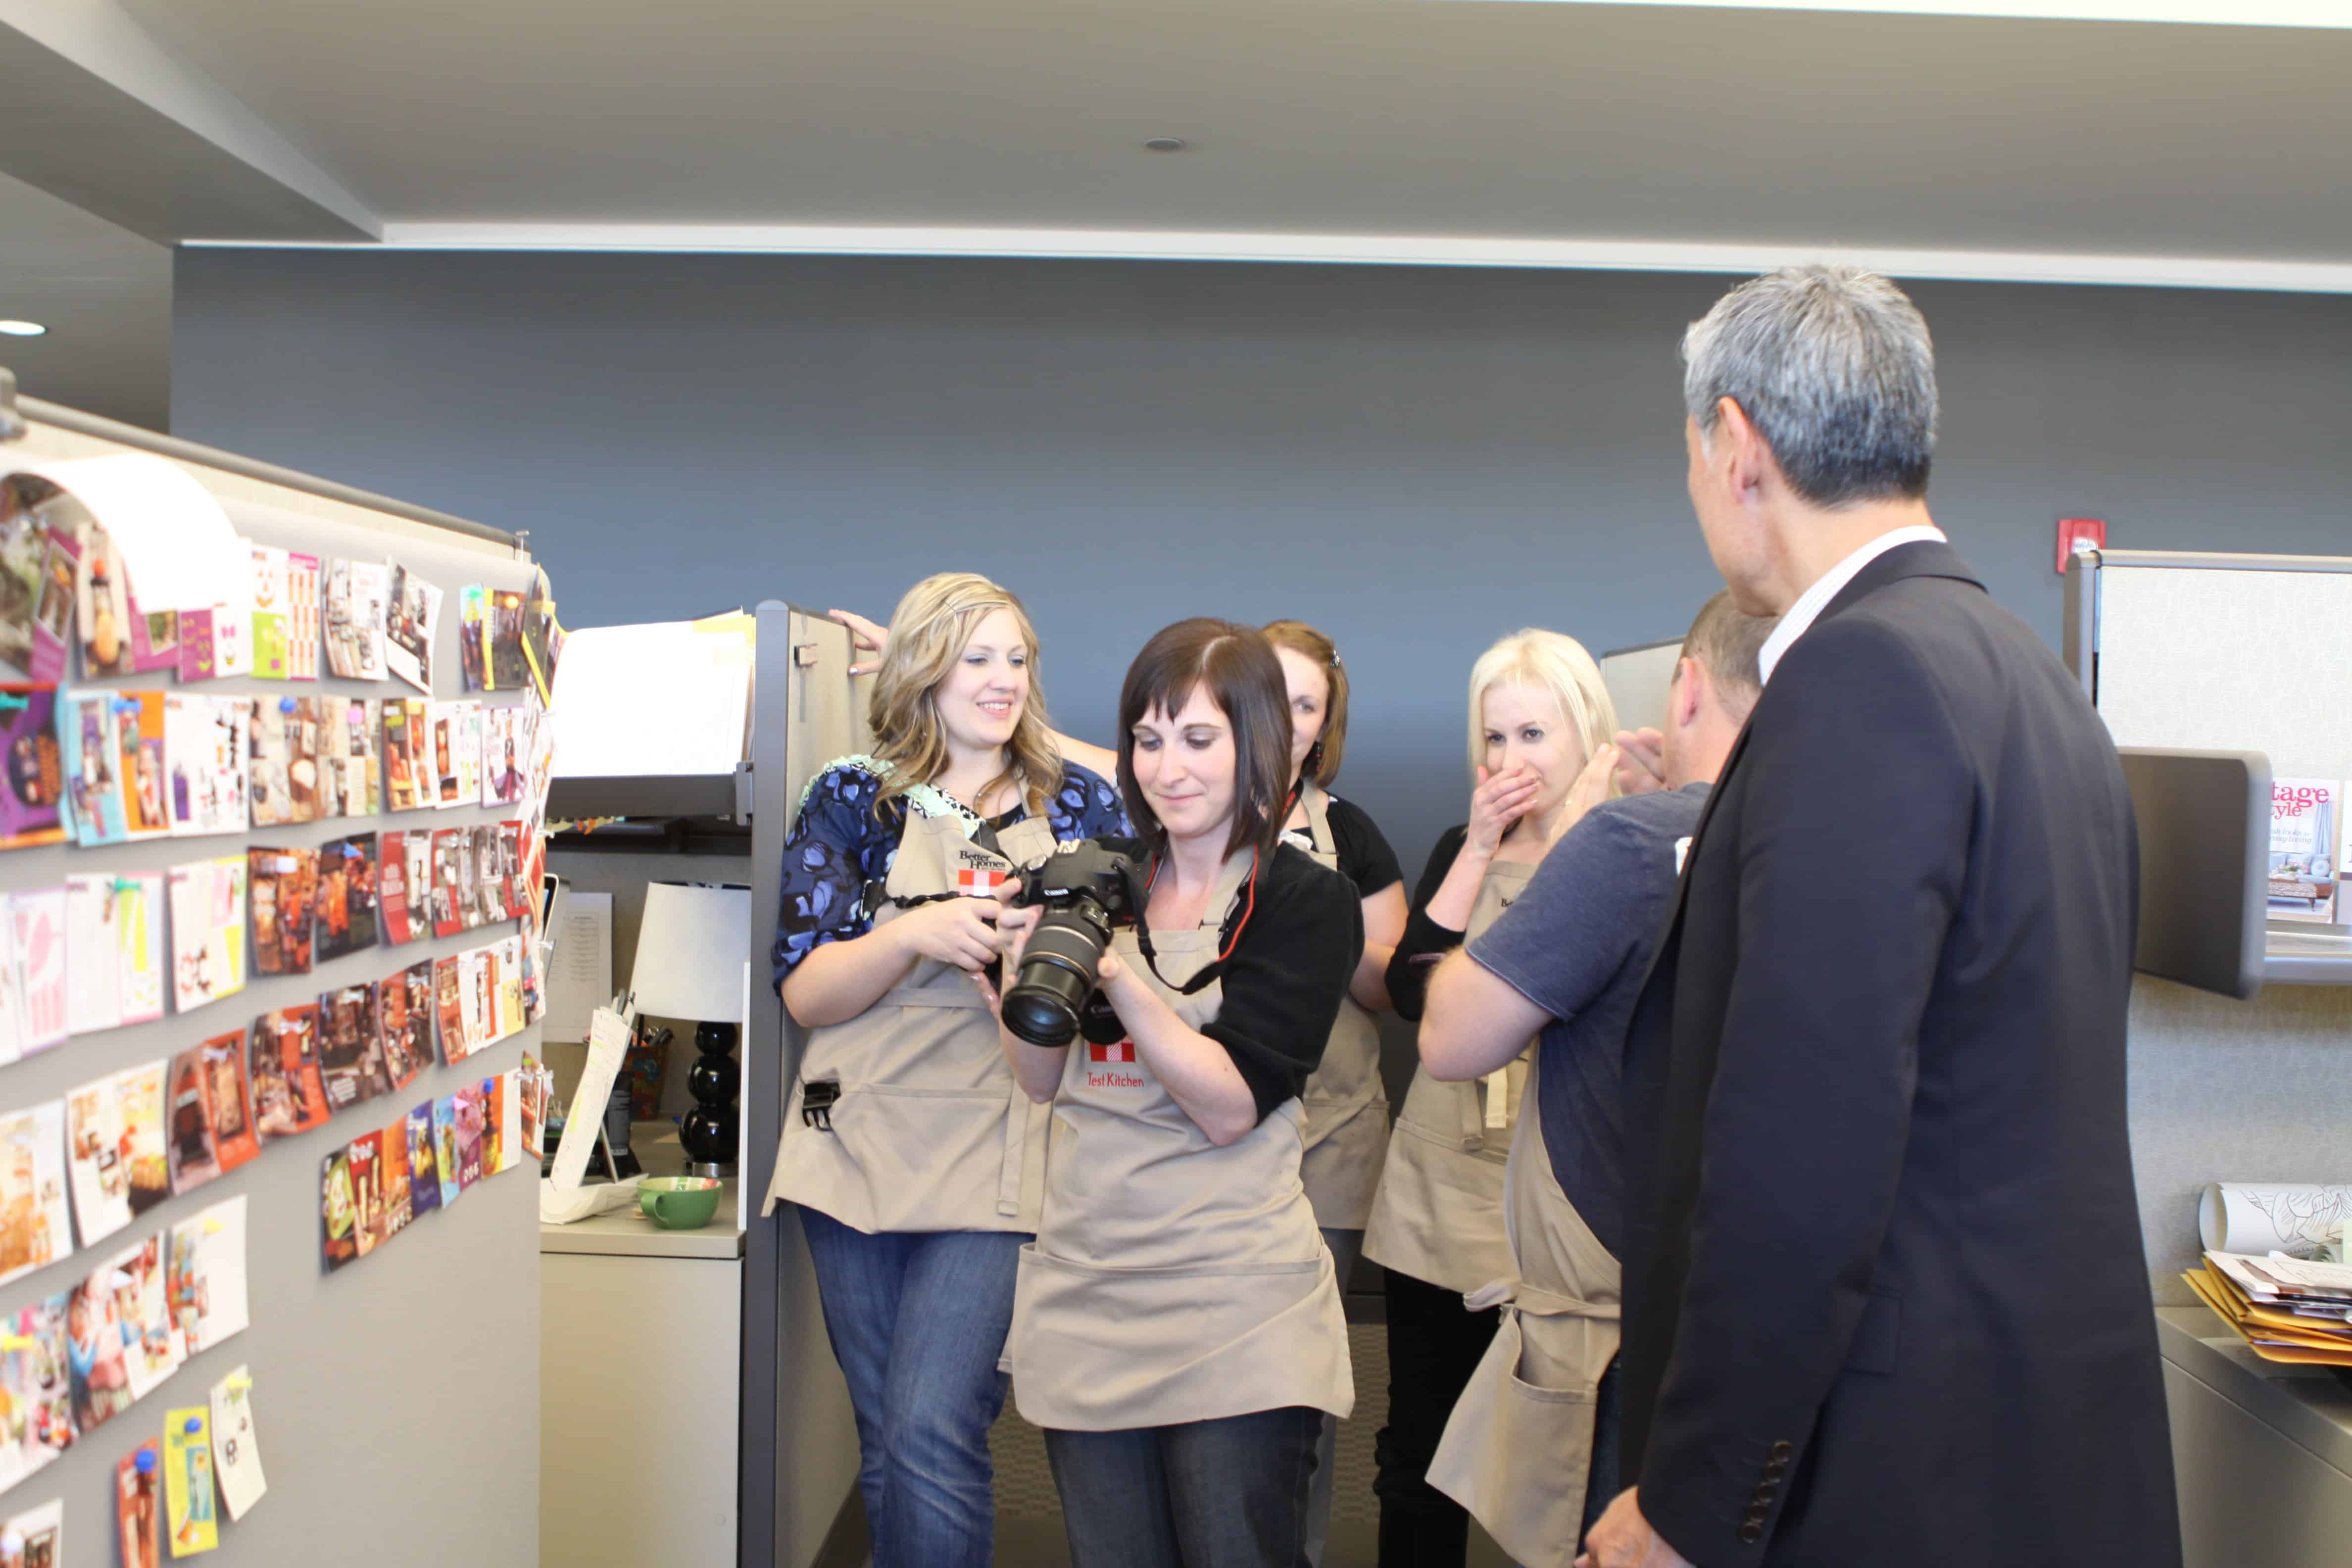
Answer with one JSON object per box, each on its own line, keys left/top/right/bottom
{"left": 1000, "top": 838, "right": 1148, "bottom": 1048}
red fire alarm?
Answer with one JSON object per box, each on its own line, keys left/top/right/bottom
{"left": 2056, "top": 517, "right": 2107, "bottom": 576}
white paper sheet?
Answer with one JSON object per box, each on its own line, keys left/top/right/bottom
{"left": 548, "top": 1006, "right": 631, "bottom": 1192}
{"left": 2201, "top": 1182, "right": 2352, "bottom": 1258}
{"left": 9, "top": 454, "right": 245, "bottom": 612}
{"left": 208, "top": 1367, "right": 267, "bottom": 1522}
{"left": 169, "top": 1195, "right": 249, "bottom": 1353}
{"left": 544, "top": 891, "right": 611, "bottom": 1044}
{"left": 549, "top": 619, "right": 751, "bottom": 778}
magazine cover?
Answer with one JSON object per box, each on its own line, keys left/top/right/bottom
{"left": 9, "top": 889, "right": 67, "bottom": 1057}
{"left": 452, "top": 699, "right": 484, "bottom": 805}
{"left": 493, "top": 935, "right": 525, "bottom": 1041}
{"left": 319, "top": 1149, "right": 357, "bottom": 1273}
{"left": 0, "top": 684, "right": 65, "bottom": 850}
{"left": 324, "top": 558, "right": 389, "bottom": 681}
{"left": 246, "top": 695, "right": 321, "bottom": 827}
{"left": 379, "top": 830, "right": 415, "bottom": 946}
{"left": 248, "top": 544, "right": 292, "bottom": 681}
{"left": 487, "top": 586, "right": 530, "bottom": 691}
{"left": 520, "top": 931, "right": 544, "bottom": 1028}
{"left": 198, "top": 1029, "right": 259, "bottom": 1175}
{"left": 57, "top": 688, "right": 127, "bottom": 847}
{"left": 245, "top": 845, "right": 317, "bottom": 978}
{"left": 385, "top": 564, "right": 440, "bottom": 695}
{"left": 169, "top": 1197, "right": 249, "bottom": 1354}
{"left": 470, "top": 824, "right": 504, "bottom": 927}
{"left": 429, "top": 828, "right": 465, "bottom": 938}
{"left": 453, "top": 1085, "right": 486, "bottom": 1189}
{"left": 314, "top": 832, "right": 379, "bottom": 961}
{"left": 2267, "top": 777, "right": 2339, "bottom": 923}
{"left": 1, "top": 1496, "right": 60, "bottom": 1565}
{"left": 383, "top": 696, "right": 431, "bottom": 812}
{"left": 481, "top": 704, "right": 527, "bottom": 806}
{"left": 491, "top": 1071, "right": 522, "bottom": 1174}
{"left": 28, "top": 519, "right": 76, "bottom": 684}
{"left": 73, "top": 515, "right": 137, "bottom": 681}
{"left": 161, "top": 693, "right": 246, "bottom": 838}
{"left": 433, "top": 956, "right": 466, "bottom": 1064}
{"left": 285, "top": 552, "right": 320, "bottom": 681}
{"left": 317, "top": 696, "right": 382, "bottom": 818}
{"left": 125, "top": 585, "right": 179, "bottom": 677}
{"left": 63, "top": 1073, "right": 132, "bottom": 1248}
{"left": 167, "top": 855, "right": 246, "bottom": 1014}
{"left": 250, "top": 1005, "right": 331, "bottom": 1142}
{"left": 317, "top": 983, "right": 390, "bottom": 1112}
{"left": 0, "top": 477, "right": 56, "bottom": 676}
{"left": 378, "top": 1123, "right": 414, "bottom": 1241}
{"left": 115, "top": 1061, "right": 170, "bottom": 1218}
{"left": 62, "top": 875, "right": 122, "bottom": 1036}
{"left": 521, "top": 566, "right": 560, "bottom": 705}
{"left": 347, "top": 1131, "right": 381, "bottom": 1260}
{"left": 430, "top": 701, "right": 464, "bottom": 808}
{"left": 377, "top": 961, "right": 431, "bottom": 1095}
{"left": 107, "top": 1234, "right": 183, "bottom": 1402}
{"left": 113, "top": 690, "right": 169, "bottom": 839}
{"left": 113, "top": 872, "right": 165, "bottom": 1028}
{"left": 116, "top": 1440, "right": 163, "bottom": 1568}
{"left": 405, "top": 1103, "right": 442, "bottom": 1220}
{"left": 0, "top": 1101, "right": 71, "bottom": 1288}
{"left": 67, "top": 1264, "right": 135, "bottom": 1433}
{"left": 432, "top": 1097, "right": 460, "bottom": 1206}
{"left": 161, "top": 1405, "right": 215, "bottom": 1555}
{"left": 162, "top": 1048, "right": 221, "bottom": 1197}
{"left": 458, "top": 585, "right": 488, "bottom": 692}
{"left": 520, "top": 1055, "right": 547, "bottom": 1163}
{"left": 0, "top": 1294, "right": 72, "bottom": 1493}
{"left": 461, "top": 945, "right": 494, "bottom": 1054}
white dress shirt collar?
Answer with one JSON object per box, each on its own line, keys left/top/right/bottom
{"left": 1757, "top": 525, "right": 1949, "bottom": 685}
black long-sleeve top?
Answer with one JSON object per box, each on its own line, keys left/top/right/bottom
{"left": 1383, "top": 824, "right": 1470, "bottom": 1022}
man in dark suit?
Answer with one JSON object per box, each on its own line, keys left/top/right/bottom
{"left": 1580, "top": 268, "right": 2180, "bottom": 1568}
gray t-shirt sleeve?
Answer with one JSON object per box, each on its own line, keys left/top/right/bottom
{"left": 1467, "top": 807, "right": 1672, "bottom": 1024}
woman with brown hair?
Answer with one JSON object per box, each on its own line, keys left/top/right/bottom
{"left": 763, "top": 572, "right": 1127, "bottom": 1568}
{"left": 988, "top": 618, "right": 1362, "bottom": 1568}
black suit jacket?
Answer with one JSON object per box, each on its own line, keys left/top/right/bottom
{"left": 1619, "top": 541, "right": 2181, "bottom": 1567}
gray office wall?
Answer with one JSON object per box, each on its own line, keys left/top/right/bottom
{"left": 169, "top": 250, "right": 2352, "bottom": 880}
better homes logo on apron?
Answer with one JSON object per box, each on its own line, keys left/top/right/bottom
{"left": 1085, "top": 1036, "right": 1146, "bottom": 1089}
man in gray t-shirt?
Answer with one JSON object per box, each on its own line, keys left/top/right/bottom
{"left": 1416, "top": 591, "right": 1771, "bottom": 1538}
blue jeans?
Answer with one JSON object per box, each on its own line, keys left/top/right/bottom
{"left": 1045, "top": 1406, "right": 1323, "bottom": 1568}
{"left": 798, "top": 1208, "right": 1025, "bottom": 1568}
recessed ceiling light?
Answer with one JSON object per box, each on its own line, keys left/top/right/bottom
{"left": 0, "top": 321, "right": 45, "bottom": 338}
{"left": 1143, "top": 138, "right": 1188, "bottom": 153}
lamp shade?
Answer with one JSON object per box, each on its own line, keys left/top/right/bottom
{"left": 630, "top": 882, "right": 751, "bottom": 1022}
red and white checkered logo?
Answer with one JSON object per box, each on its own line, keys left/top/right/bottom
{"left": 956, "top": 867, "right": 1010, "bottom": 896}
{"left": 1088, "top": 1038, "right": 1135, "bottom": 1063}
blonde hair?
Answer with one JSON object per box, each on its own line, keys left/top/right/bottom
{"left": 1466, "top": 629, "right": 1618, "bottom": 782}
{"left": 1261, "top": 619, "right": 1348, "bottom": 787}
{"left": 868, "top": 572, "right": 1061, "bottom": 818}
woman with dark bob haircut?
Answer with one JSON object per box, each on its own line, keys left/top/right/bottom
{"left": 984, "top": 618, "right": 1364, "bottom": 1568}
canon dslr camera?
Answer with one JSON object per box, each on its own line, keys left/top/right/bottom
{"left": 1000, "top": 839, "right": 1148, "bottom": 1048}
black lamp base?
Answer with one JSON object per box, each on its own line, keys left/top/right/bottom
{"left": 680, "top": 1020, "right": 740, "bottom": 1178}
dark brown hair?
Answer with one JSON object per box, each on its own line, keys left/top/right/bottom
{"left": 1679, "top": 590, "right": 1776, "bottom": 723}
{"left": 1118, "top": 619, "right": 1292, "bottom": 863}
{"left": 1261, "top": 619, "right": 1349, "bottom": 787}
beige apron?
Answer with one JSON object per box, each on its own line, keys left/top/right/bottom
{"left": 1007, "top": 849, "right": 1354, "bottom": 1431}
{"left": 1361, "top": 857, "right": 1532, "bottom": 1293}
{"left": 763, "top": 807, "right": 1058, "bottom": 1233}
{"left": 1427, "top": 1049, "right": 1620, "bottom": 1567}
{"left": 1293, "top": 784, "right": 1390, "bottom": 1231}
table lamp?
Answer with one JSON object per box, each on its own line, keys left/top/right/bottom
{"left": 630, "top": 881, "right": 750, "bottom": 1179}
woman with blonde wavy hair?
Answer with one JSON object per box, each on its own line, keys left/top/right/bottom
{"left": 1360, "top": 627, "right": 1619, "bottom": 1567}
{"left": 763, "top": 571, "right": 1127, "bottom": 1568}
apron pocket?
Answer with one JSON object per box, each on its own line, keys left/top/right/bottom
{"left": 797, "top": 1083, "right": 1027, "bottom": 1232}
{"left": 1429, "top": 1311, "right": 1603, "bottom": 1568}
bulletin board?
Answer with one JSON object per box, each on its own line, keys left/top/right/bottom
{"left": 0, "top": 409, "right": 542, "bottom": 1566}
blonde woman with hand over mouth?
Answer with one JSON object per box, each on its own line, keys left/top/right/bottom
{"left": 764, "top": 572, "right": 1127, "bottom": 1568}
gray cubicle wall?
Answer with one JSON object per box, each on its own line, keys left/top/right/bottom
{"left": 2074, "top": 550, "right": 2352, "bottom": 1306}
{"left": 0, "top": 410, "right": 539, "bottom": 1565}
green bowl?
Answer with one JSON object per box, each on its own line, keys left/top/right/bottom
{"left": 638, "top": 1176, "right": 722, "bottom": 1230}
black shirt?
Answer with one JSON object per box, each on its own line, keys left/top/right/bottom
{"left": 1384, "top": 824, "right": 1471, "bottom": 1021}
{"left": 1279, "top": 791, "right": 1404, "bottom": 903}
{"left": 1114, "top": 837, "right": 1363, "bottom": 1122}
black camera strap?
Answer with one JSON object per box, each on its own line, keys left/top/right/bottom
{"left": 859, "top": 813, "right": 1012, "bottom": 922}
{"left": 1131, "top": 849, "right": 1260, "bottom": 997}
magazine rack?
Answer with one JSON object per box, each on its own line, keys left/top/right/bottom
{"left": 2065, "top": 548, "right": 2352, "bottom": 994}
{"left": 0, "top": 394, "right": 543, "bottom": 1562}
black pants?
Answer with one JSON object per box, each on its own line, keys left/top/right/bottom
{"left": 1047, "top": 1406, "right": 1323, "bottom": 1568}
{"left": 1374, "top": 1266, "right": 1501, "bottom": 1567}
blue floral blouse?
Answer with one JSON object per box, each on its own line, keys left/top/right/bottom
{"left": 772, "top": 758, "right": 1129, "bottom": 985}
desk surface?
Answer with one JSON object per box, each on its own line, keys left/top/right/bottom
{"left": 2157, "top": 1305, "right": 2352, "bottom": 1479}
{"left": 538, "top": 1121, "right": 748, "bottom": 1260}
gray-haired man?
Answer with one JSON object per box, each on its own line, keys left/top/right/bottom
{"left": 1581, "top": 269, "right": 2179, "bottom": 1568}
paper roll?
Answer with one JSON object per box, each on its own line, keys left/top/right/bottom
{"left": 2198, "top": 1183, "right": 2352, "bottom": 1257}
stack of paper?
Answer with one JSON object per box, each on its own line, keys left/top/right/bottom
{"left": 2184, "top": 1251, "right": 2352, "bottom": 1366}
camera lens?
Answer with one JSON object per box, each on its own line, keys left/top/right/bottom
{"left": 1002, "top": 904, "right": 1111, "bottom": 1048}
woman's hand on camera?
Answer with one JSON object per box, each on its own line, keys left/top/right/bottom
{"left": 895, "top": 894, "right": 1010, "bottom": 973}
{"left": 1467, "top": 765, "right": 1541, "bottom": 856}
{"left": 827, "top": 608, "right": 889, "bottom": 678}
{"left": 995, "top": 902, "right": 1040, "bottom": 970}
